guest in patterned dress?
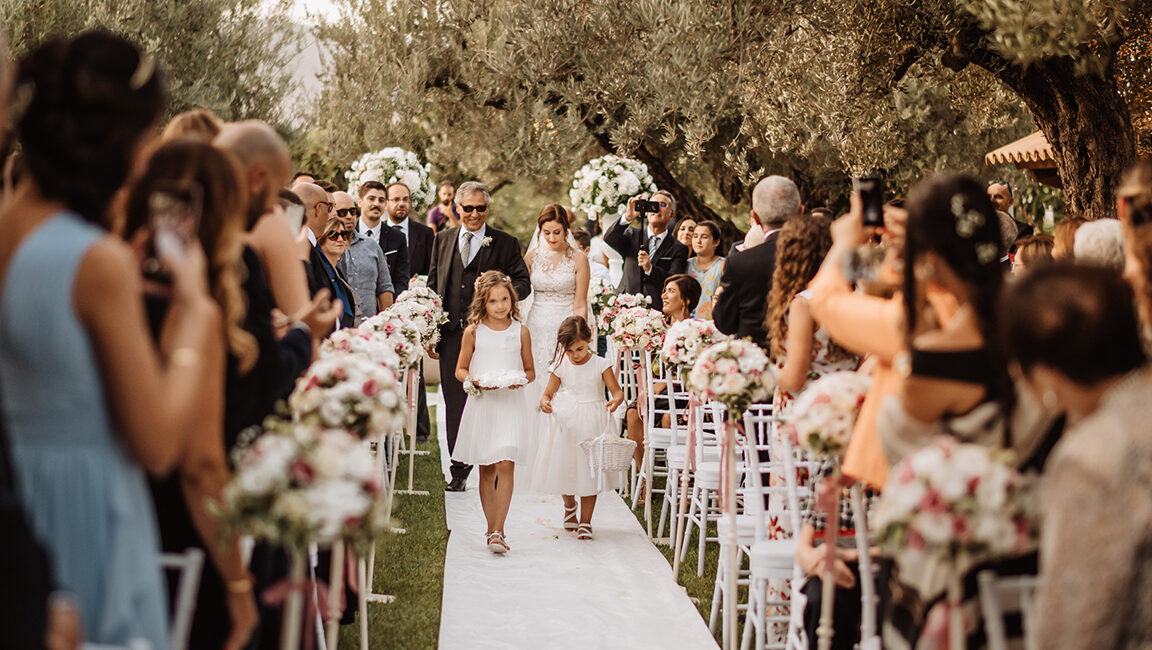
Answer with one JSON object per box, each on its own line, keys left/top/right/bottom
{"left": 761, "top": 215, "right": 859, "bottom": 643}
{"left": 686, "top": 221, "right": 725, "bottom": 319}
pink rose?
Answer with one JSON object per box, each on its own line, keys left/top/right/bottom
{"left": 362, "top": 379, "right": 380, "bottom": 397}
{"left": 919, "top": 489, "right": 947, "bottom": 514}
{"left": 290, "top": 459, "right": 314, "bottom": 484}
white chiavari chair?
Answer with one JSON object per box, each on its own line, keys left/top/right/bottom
{"left": 850, "top": 483, "right": 880, "bottom": 650}
{"left": 159, "top": 548, "right": 205, "bottom": 650}
{"left": 679, "top": 401, "right": 728, "bottom": 576}
{"left": 610, "top": 341, "right": 641, "bottom": 499}
{"left": 978, "top": 570, "right": 1039, "bottom": 650}
{"left": 739, "top": 407, "right": 819, "bottom": 650}
{"left": 633, "top": 348, "right": 685, "bottom": 541}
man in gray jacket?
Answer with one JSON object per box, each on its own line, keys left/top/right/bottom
{"left": 334, "top": 190, "right": 394, "bottom": 320}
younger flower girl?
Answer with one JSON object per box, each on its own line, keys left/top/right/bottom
{"left": 452, "top": 271, "right": 536, "bottom": 553}
{"left": 533, "top": 316, "right": 625, "bottom": 540}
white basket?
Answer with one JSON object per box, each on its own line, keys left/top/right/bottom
{"left": 579, "top": 434, "right": 636, "bottom": 475}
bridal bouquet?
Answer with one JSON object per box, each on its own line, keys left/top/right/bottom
{"left": 873, "top": 438, "right": 1038, "bottom": 571}
{"left": 344, "top": 147, "right": 437, "bottom": 212}
{"left": 383, "top": 301, "right": 442, "bottom": 349}
{"left": 790, "top": 371, "right": 871, "bottom": 460}
{"left": 289, "top": 353, "right": 407, "bottom": 438}
{"left": 569, "top": 155, "right": 658, "bottom": 221}
{"left": 320, "top": 328, "right": 401, "bottom": 370}
{"left": 395, "top": 285, "right": 448, "bottom": 328}
{"left": 609, "top": 306, "right": 667, "bottom": 352}
{"left": 598, "top": 292, "right": 651, "bottom": 336}
{"left": 358, "top": 313, "right": 423, "bottom": 368}
{"left": 686, "top": 340, "right": 776, "bottom": 419}
{"left": 661, "top": 318, "right": 729, "bottom": 371}
{"left": 218, "top": 420, "right": 388, "bottom": 553}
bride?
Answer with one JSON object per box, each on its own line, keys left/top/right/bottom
{"left": 524, "top": 204, "right": 590, "bottom": 380}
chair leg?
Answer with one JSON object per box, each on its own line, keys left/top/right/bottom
{"left": 741, "top": 576, "right": 759, "bottom": 650}
{"left": 658, "top": 466, "right": 676, "bottom": 539}
{"left": 680, "top": 486, "right": 699, "bottom": 565}
{"left": 697, "top": 489, "right": 710, "bottom": 577}
{"left": 709, "top": 548, "right": 725, "bottom": 633}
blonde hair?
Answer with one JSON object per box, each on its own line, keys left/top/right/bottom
{"left": 466, "top": 270, "right": 521, "bottom": 326}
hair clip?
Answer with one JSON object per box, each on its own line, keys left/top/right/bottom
{"left": 129, "top": 54, "right": 156, "bottom": 90}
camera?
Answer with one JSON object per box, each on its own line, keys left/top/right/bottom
{"left": 854, "top": 175, "right": 884, "bottom": 227}
{"left": 634, "top": 199, "right": 661, "bottom": 214}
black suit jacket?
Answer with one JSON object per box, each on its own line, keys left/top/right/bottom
{"left": 404, "top": 219, "right": 434, "bottom": 277}
{"left": 304, "top": 244, "right": 330, "bottom": 298}
{"left": 379, "top": 226, "right": 412, "bottom": 293}
{"left": 603, "top": 218, "right": 689, "bottom": 312}
{"left": 428, "top": 225, "right": 531, "bottom": 335}
{"left": 712, "top": 232, "right": 780, "bottom": 350}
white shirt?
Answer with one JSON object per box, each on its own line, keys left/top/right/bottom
{"left": 359, "top": 218, "right": 385, "bottom": 242}
{"left": 388, "top": 216, "right": 410, "bottom": 244}
{"left": 458, "top": 224, "right": 487, "bottom": 266}
{"left": 306, "top": 226, "right": 318, "bottom": 246}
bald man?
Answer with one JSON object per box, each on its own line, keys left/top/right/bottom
{"left": 214, "top": 120, "right": 292, "bottom": 227}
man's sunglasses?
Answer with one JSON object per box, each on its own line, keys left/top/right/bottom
{"left": 460, "top": 204, "right": 488, "bottom": 213}
{"left": 336, "top": 207, "right": 360, "bottom": 218}
{"left": 327, "top": 230, "right": 353, "bottom": 241}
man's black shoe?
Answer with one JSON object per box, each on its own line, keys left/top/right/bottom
{"left": 445, "top": 477, "right": 467, "bottom": 492}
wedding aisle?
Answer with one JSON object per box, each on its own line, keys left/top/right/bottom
{"left": 434, "top": 395, "right": 719, "bottom": 649}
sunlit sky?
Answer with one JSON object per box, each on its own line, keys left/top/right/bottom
{"left": 290, "top": 0, "right": 340, "bottom": 21}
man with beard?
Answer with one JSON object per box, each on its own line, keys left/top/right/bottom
{"left": 385, "top": 182, "right": 434, "bottom": 277}
{"left": 426, "top": 181, "right": 459, "bottom": 233}
{"left": 357, "top": 180, "right": 411, "bottom": 292}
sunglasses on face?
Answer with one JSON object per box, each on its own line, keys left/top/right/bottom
{"left": 327, "top": 230, "right": 352, "bottom": 241}
{"left": 460, "top": 204, "right": 488, "bottom": 213}
{"left": 336, "top": 207, "right": 360, "bottom": 218}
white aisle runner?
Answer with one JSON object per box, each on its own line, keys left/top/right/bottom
{"left": 434, "top": 393, "right": 719, "bottom": 650}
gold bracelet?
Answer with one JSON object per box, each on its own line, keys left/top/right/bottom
{"left": 169, "top": 347, "right": 201, "bottom": 368}
{"left": 225, "top": 576, "right": 253, "bottom": 594}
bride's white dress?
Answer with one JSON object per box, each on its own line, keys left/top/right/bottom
{"left": 526, "top": 248, "right": 578, "bottom": 374}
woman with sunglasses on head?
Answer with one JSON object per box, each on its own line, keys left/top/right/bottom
{"left": 317, "top": 216, "right": 361, "bottom": 329}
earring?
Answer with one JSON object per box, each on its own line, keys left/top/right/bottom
{"left": 1041, "top": 390, "right": 1059, "bottom": 411}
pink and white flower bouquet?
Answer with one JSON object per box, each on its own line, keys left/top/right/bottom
{"left": 686, "top": 340, "right": 775, "bottom": 419}
{"left": 384, "top": 301, "right": 442, "bottom": 348}
{"left": 289, "top": 352, "right": 407, "bottom": 438}
{"left": 359, "top": 313, "right": 423, "bottom": 368}
{"left": 661, "top": 318, "right": 729, "bottom": 371}
{"left": 873, "top": 438, "right": 1038, "bottom": 570}
{"left": 589, "top": 277, "right": 616, "bottom": 330}
{"left": 395, "top": 285, "right": 448, "bottom": 328}
{"left": 609, "top": 306, "right": 667, "bottom": 352}
{"left": 598, "top": 292, "right": 651, "bottom": 336}
{"left": 320, "top": 328, "right": 402, "bottom": 370}
{"left": 218, "top": 421, "right": 388, "bottom": 553}
{"left": 789, "top": 371, "right": 871, "bottom": 460}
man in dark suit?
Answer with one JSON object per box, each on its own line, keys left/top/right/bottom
{"left": 294, "top": 182, "right": 338, "bottom": 296}
{"left": 713, "top": 175, "right": 804, "bottom": 350}
{"left": 383, "top": 181, "right": 437, "bottom": 440}
{"left": 357, "top": 180, "right": 411, "bottom": 292}
{"left": 428, "top": 181, "right": 531, "bottom": 491}
{"left": 604, "top": 190, "right": 690, "bottom": 311}
{"left": 384, "top": 182, "right": 435, "bottom": 277}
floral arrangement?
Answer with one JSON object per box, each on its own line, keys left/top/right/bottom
{"left": 384, "top": 301, "right": 443, "bottom": 349}
{"left": 597, "top": 292, "right": 651, "bottom": 336}
{"left": 872, "top": 438, "right": 1038, "bottom": 571}
{"left": 218, "top": 421, "right": 388, "bottom": 553}
{"left": 686, "top": 340, "right": 776, "bottom": 419}
{"left": 589, "top": 277, "right": 616, "bottom": 331}
{"left": 661, "top": 318, "right": 729, "bottom": 371}
{"left": 408, "top": 275, "right": 429, "bottom": 289}
{"left": 789, "top": 371, "right": 871, "bottom": 460}
{"left": 569, "top": 155, "right": 658, "bottom": 221}
{"left": 395, "top": 285, "right": 448, "bottom": 328}
{"left": 288, "top": 353, "right": 407, "bottom": 438}
{"left": 358, "top": 313, "right": 423, "bottom": 368}
{"left": 344, "top": 147, "right": 437, "bottom": 212}
{"left": 320, "top": 328, "right": 401, "bottom": 370}
{"left": 608, "top": 306, "right": 667, "bottom": 352}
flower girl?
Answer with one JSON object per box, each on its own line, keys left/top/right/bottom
{"left": 452, "top": 271, "right": 536, "bottom": 553}
{"left": 533, "top": 316, "right": 625, "bottom": 540}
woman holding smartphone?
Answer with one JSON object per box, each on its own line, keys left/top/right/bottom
{"left": 0, "top": 32, "right": 214, "bottom": 648}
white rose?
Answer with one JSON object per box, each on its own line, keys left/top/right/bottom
{"left": 916, "top": 512, "right": 953, "bottom": 547}
{"left": 721, "top": 373, "right": 746, "bottom": 394}
{"left": 272, "top": 491, "right": 312, "bottom": 525}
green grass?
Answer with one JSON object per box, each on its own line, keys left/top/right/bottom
{"left": 339, "top": 399, "right": 447, "bottom": 649}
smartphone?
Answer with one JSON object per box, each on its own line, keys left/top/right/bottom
{"left": 283, "top": 203, "right": 305, "bottom": 233}
{"left": 855, "top": 176, "right": 885, "bottom": 227}
{"left": 144, "top": 181, "right": 202, "bottom": 282}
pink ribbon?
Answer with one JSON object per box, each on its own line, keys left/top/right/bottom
{"left": 261, "top": 575, "right": 340, "bottom": 650}
{"left": 686, "top": 395, "right": 699, "bottom": 471}
{"left": 635, "top": 358, "right": 649, "bottom": 421}
{"left": 719, "top": 418, "right": 736, "bottom": 513}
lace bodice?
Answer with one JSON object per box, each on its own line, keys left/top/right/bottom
{"left": 530, "top": 249, "right": 577, "bottom": 305}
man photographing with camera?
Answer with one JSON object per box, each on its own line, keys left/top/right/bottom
{"left": 604, "top": 190, "right": 690, "bottom": 311}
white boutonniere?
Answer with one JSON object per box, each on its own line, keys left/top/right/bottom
{"left": 481, "top": 236, "right": 493, "bottom": 247}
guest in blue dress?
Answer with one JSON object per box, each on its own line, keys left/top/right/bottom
{"left": 0, "top": 31, "right": 216, "bottom": 648}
